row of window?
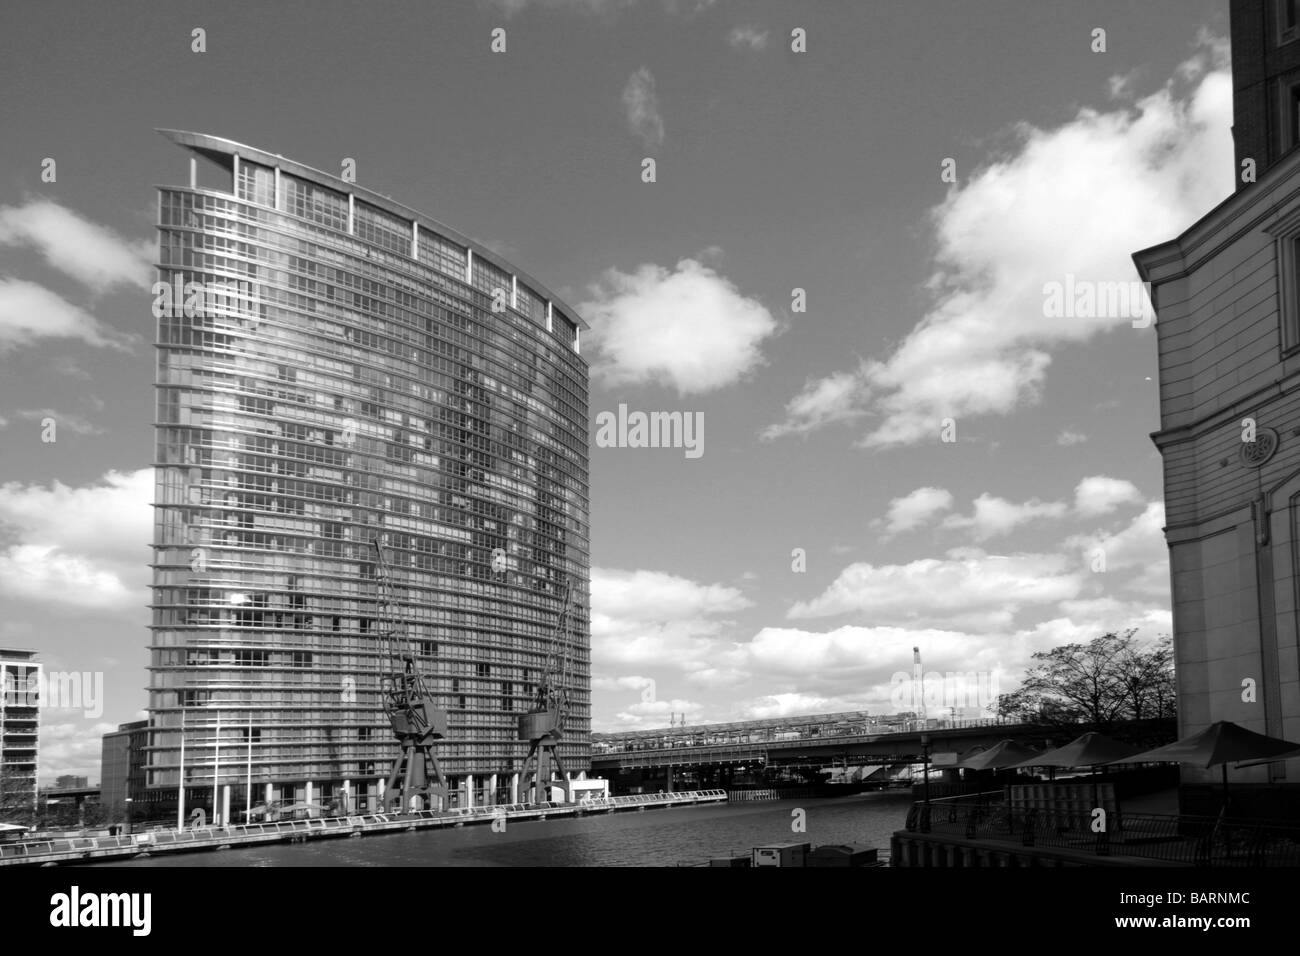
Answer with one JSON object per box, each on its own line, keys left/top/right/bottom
{"left": 164, "top": 189, "right": 584, "bottom": 366}
{"left": 160, "top": 195, "right": 587, "bottom": 410}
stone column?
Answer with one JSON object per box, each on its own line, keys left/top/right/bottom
{"left": 511, "top": 773, "right": 520, "bottom": 804}
{"left": 488, "top": 773, "right": 498, "bottom": 806}
{"left": 465, "top": 774, "right": 475, "bottom": 808}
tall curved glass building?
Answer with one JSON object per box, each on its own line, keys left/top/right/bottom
{"left": 145, "top": 131, "right": 590, "bottom": 816}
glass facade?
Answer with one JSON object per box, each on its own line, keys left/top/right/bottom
{"left": 146, "top": 134, "right": 590, "bottom": 810}
{"left": 0, "top": 651, "right": 41, "bottom": 814}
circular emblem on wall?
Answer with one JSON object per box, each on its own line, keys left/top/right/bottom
{"left": 1240, "top": 427, "right": 1280, "bottom": 468}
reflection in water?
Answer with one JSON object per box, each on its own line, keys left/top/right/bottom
{"left": 104, "top": 792, "right": 914, "bottom": 867}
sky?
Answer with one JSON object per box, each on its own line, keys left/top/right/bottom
{"left": 0, "top": 0, "right": 1235, "bottom": 781}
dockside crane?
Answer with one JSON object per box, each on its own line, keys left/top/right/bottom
{"left": 372, "top": 537, "right": 450, "bottom": 813}
{"left": 516, "top": 579, "right": 578, "bottom": 804}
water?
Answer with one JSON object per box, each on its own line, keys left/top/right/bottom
{"left": 100, "top": 791, "right": 914, "bottom": 867}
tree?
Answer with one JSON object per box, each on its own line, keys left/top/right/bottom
{"left": 0, "top": 767, "right": 38, "bottom": 828}
{"left": 994, "top": 629, "right": 1176, "bottom": 732}
{"left": 1113, "top": 633, "right": 1176, "bottom": 721}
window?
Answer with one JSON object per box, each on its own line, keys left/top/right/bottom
{"left": 236, "top": 161, "right": 275, "bottom": 207}
{"left": 1269, "top": 213, "right": 1300, "bottom": 354}
{"left": 1282, "top": 0, "right": 1299, "bottom": 44}
{"left": 234, "top": 649, "right": 270, "bottom": 667}
{"left": 291, "top": 651, "right": 313, "bottom": 668}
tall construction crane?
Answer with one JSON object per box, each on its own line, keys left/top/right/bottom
{"left": 913, "top": 646, "right": 927, "bottom": 727}
{"left": 372, "top": 537, "right": 449, "bottom": 813}
{"left": 516, "top": 579, "right": 577, "bottom": 804}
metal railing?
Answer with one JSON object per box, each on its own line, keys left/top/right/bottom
{"left": 0, "top": 789, "right": 729, "bottom": 861}
{"left": 904, "top": 793, "right": 1300, "bottom": 867}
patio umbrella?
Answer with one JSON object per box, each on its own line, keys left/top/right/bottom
{"left": 1106, "top": 720, "right": 1300, "bottom": 811}
{"left": 1237, "top": 745, "right": 1300, "bottom": 768}
{"left": 954, "top": 739, "right": 1041, "bottom": 771}
{"left": 1006, "top": 732, "right": 1141, "bottom": 811}
{"left": 1006, "top": 732, "right": 1140, "bottom": 770}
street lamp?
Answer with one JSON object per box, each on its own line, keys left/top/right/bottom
{"left": 124, "top": 797, "right": 133, "bottom": 836}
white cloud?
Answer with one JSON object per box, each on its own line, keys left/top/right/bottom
{"left": 9, "top": 409, "right": 103, "bottom": 435}
{"left": 582, "top": 257, "right": 777, "bottom": 394}
{"left": 597, "top": 695, "right": 703, "bottom": 731}
{"left": 727, "top": 25, "right": 768, "bottom": 50}
{"left": 1064, "top": 501, "right": 1169, "bottom": 597}
{"left": 764, "top": 36, "right": 1233, "bottom": 447}
{"left": 1074, "top": 475, "right": 1144, "bottom": 516}
{"left": 0, "top": 279, "right": 136, "bottom": 353}
{"left": 941, "top": 493, "right": 1068, "bottom": 541}
{"left": 37, "top": 720, "right": 119, "bottom": 784}
{"left": 0, "top": 199, "right": 153, "bottom": 292}
{"left": 0, "top": 468, "right": 153, "bottom": 610}
{"left": 787, "top": 548, "right": 1082, "bottom": 632}
{"left": 622, "top": 67, "right": 665, "bottom": 147}
{"left": 594, "top": 567, "right": 751, "bottom": 620}
{"left": 482, "top": 0, "right": 707, "bottom": 15}
{"left": 1056, "top": 429, "right": 1088, "bottom": 446}
{"left": 878, "top": 486, "right": 954, "bottom": 536}
{"left": 591, "top": 567, "right": 751, "bottom": 671}
{"left": 735, "top": 624, "right": 993, "bottom": 677}
{"left": 482, "top": 0, "right": 634, "bottom": 16}
{"left": 760, "top": 362, "right": 869, "bottom": 439}
{"left": 738, "top": 693, "right": 863, "bottom": 720}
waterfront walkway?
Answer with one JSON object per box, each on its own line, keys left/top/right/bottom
{"left": 0, "top": 789, "right": 728, "bottom": 867}
{"left": 892, "top": 790, "right": 1300, "bottom": 867}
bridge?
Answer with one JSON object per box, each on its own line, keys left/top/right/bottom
{"left": 590, "top": 717, "right": 1177, "bottom": 792}
{"left": 595, "top": 719, "right": 1035, "bottom": 768}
